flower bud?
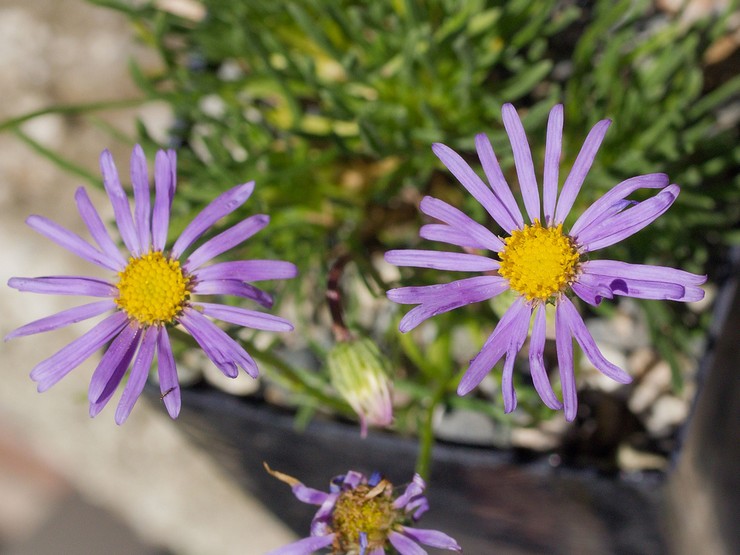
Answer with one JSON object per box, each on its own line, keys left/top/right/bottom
{"left": 327, "top": 338, "right": 393, "bottom": 437}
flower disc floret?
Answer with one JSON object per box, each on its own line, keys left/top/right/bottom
{"left": 115, "top": 251, "right": 190, "bottom": 325}
{"left": 498, "top": 220, "right": 579, "bottom": 302}
{"left": 332, "top": 483, "right": 396, "bottom": 550}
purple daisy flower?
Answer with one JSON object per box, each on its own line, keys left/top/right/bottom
{"left": 385, "top": 104, "right": 706, "bottom": 421}
{"left": 265, "top": 465, "right": 461, "bottom": 555}
{"left": 6, "top": 145, "right": 297, "bottom": 424}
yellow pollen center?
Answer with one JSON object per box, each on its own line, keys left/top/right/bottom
{"left": 115, "top": 251, "right": 190, "bottom": 326}
{"left": 498, "top": 220, "right": 580, "bottom": 302}
{"left": 332, "top": 484, "right": 396, "bottom": 551}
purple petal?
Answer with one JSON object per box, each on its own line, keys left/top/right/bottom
{"left": 130, "top": 145, "right": 151, "bottom": 252}
{"left": 265, "top": 534, "right": 335, "bottom": 555}
{"left": 554, "top": 118, "right": 611, "bottom": 224}
{"left": 384, "top": 249, "right": 499, "bottom": 272}
{"left": 579, "top": 272, "right": 693, "bottom": 302}
{"left": 152, "top": 150, "right": 176, "bottom": 252}
{"left": 115, "top": 326, "right": 158, "bottom": 424}
{"left": 555, "top": 302, "right": 577, "bottom": 421}
{"left": 559, "top": 296, "right": 632, "bottom": 384}
{"left": 432, "top": 142, "right": 519, "bottom": 232}
{"left": 291, "top": 483, "right": 330, "bottom": 505}
{"left": 156, "top": 328, "right": 181, "bottom": 419}
{"left": 89, "top": 324, "right": 141, "bottom": 417}
{"left": 569, "top": 173, "right": 669, "bottom": 237}
{"left": 543, "top": 104, "right": 563, "bottom": 225}
{"left": 26, "top": 215, "right": 120, "bottom": 271}
{"left": 8, "top": 276, "right": 117, "bottom": 297}
{"left": 194, "top": 302, "right": 294, "bottom": 332}
{"left": 393, "top": 474, "right": 426, "bottom": 510}
{"left": 30, "top": 312, "right": 128, "bottom": 392}
{"left": 179, "top": 308, "right": 259, "bottom": 378}
{"left": 388, "top": 276, "right": 509, "bottom": 333}
{"left": 5, "top": 300, "right": 115, "bottom": 340}
{"left": 89, "top": 323, "right": 140, "bottom": 402}
{"left": 583, "top": 260, "right": 707, "bottom": 286}
{"left": 457, "top": 297, "right": 531, "bottom": 396}
{"left": 528, "top": 304, "right": 563, "bottom": 410}
{"left": 397, "top": 527, "right": 462, "bottom": 552}
{"left": 474, "top": 133, "right": 523, "bottom": 231}
{"left": 577, "top": 185, "right": 680, "bottom": 251}
{"left": 388, "top": 530, "right": 426, "bottom": 555}
{"left": 502, "top": 103, "right": 540, "bottom": 223}
{"left": 171, "top": 181, "right": 255, "bottom": 258}
{"left": 100, "top": 148, "right": 140, "bottom": 255}
{"left": 191, "top": 279, "right": 274, "bottom": 308}
{"left": 570, "top": 280, "right": 614, "bottom": 307}
{"left": 501, "top": 300, "right": 532, "bottom": 413}
{"left": 192, "top": 260, "right": 298, "bottom": 283}
{"left": 74, "top": 187, "right": 127, "bottom": 269}
{"left": 183, "top": 214, "right": 269, "bottom": 271}
{"left": 419, "top": 196, "right": 504, "bottom": 251}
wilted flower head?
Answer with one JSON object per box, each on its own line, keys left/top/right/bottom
{"left": 265, "top": 464, "right": 461, "bottom": 554}
{"left": 327, "top": 337, "right": 394, "bottom": 437}
{"left": 6, "top": 145, "right": 297, "bottom": 423}
{"left": 385, "top": 103, "right": 706, "bottom": 421}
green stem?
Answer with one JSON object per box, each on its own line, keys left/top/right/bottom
{"left": 246, "top": 341, "right": 353, "bottom": 416}
{"left": 414, "top": 381, "right": 447, "bottom": 480}
{"left": 0, "top": 97, "right": 147, "bottom": 133}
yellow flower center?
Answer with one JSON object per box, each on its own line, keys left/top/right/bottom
{"left": 498, "top": 220, "right": 580, "bottom": 302}
{"left": 115, "top": 251, "right": 191, "bottom": 326}
{"left": 332, "top": 483, "right": 396, "bottom": 551}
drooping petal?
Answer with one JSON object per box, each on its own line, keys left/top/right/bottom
{"left": 543, "top": 104, "right": 563, "bottom": 224}
{"left": 191, "top": 279, "right": 274, "bottom": 308}
{"left": 291, "top": 483, "right": 331, "bottom": 506}
{"left": 114, "top": 326, "right": 158, "bottom": 425}
{"left": 432, "top": 142, "right": 519, "bottom": 232}
{"left": 74, "top": 187, "right": 127, "bottom": 269}
{"left": 570, "top": 279, "right": 614, "bottom": 307}
{"left": 194, "top": 302, "right": 294, "bottom": 332}
{"left": 264, "top": 534, "right": 335, "bottom": 555}
{"left": 152, "top": 150, "right": 175, "bottom": 252}
{"left": 502, "top": 103, "right": 540, "bottom": 223}
{"left": 192, "top": 260, "right": 298, "bottom": 283}
{"left": 183, "top": 214, "right": 270, "bottom": 271}
{"left": 474, "top": 133, "right": 523, "bottom": 231}
{"left": 130, "top": 145, "right": 151, "bottom": 252}
{"left": 579, "top": 270, "right": 695, "bottom": 301}
{"left": 388, "top": 276, "right": 509, "bottom": 333}
{"left": 100, "top": 148, "right": 140, "bottom": 255}
{"left": 569, "top": 173, "right": 668, "bottom": 237}
{"left": 384, "top": 249, "right": 499, "bottom": 272}
{"left": 559, "top": 296, "right": 632, "bottom": 384}
{"left": 457, "top": 297, "right": 531, "bottom": 396}
{"left": 171, "top": 181, "right": 255, "bottom": 258}
{"left": 393, "top": 474, "right": 426, "bottom": 510}
{"left": 89, "top": 324, "right": 141, "bottom": 417}
{"left": 8, "top": 276, "right": 117, "bottom": 297}
{"left": 179, "top": 308, "right": 259, "bottom": 378}
{"left": 397, "top": 527, "right": 462, "bottom": 552}
{"left": 554, "top": 118, "right": 611, "bottom": 224}
{"left": 555, "top": 301, "right": 577, "bottom": 421}
{"left": 419, "top": 196, "right": 504, "bottom": 251}
{"left": 26, "top": 215, "right": 120, "bottom": 271}
{"left": 501, "top": 299, "right": 532, "bottom": 413}
{"left": 4, "top": 300, "right": 114, "bottom": 340}
{"left": 388, "top": 530, "right": 427, "bottom": 555}
{"left": 577, "top": 185, "right": 680, "bottom": 251}
{"left": 528, "top": 304, "right": 563, "bottom": 410}
{"left": 156, "top": 328, "right": 181, "bottom": 419}
{"left": 29, "top": 312, "right": 128, "bottom": 392}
